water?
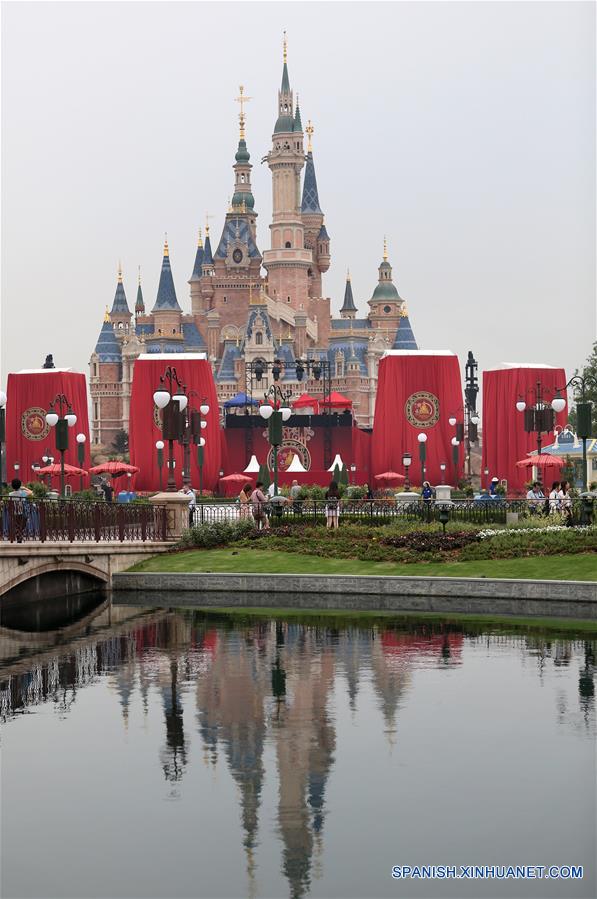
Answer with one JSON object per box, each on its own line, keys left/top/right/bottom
{"left": 1, "top": 596, "right": 595, "bottom": 899}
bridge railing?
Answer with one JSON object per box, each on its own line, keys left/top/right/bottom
{"left": 0, "top": 499, "right": 168, "bottom": 544}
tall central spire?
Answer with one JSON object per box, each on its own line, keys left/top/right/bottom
{"left": 275, "top": 32, "right": 294, "bottom": 133}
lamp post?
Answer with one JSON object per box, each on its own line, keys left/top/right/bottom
{"left": 156, "top": 440, "right": 165, "bottom": 490}
{"left": 350, "top": 463, "right": 356, "bottom": 485}
{"left": 417, "top": 433, "right": 427, "bottom": 486}
{"left": 189, "top": 398, "right": 209, "bottom": 494}
{"left": 464, "top": 351, "right": 480, "bottom": 483}
{"left": 76, "top": 433, "right": 86, "bottom": 492}
{"left": 515, "top": 381, "right": 556, "bottom": 488}
{"left": 440, "top": 462, "right": 446, "bottom": 485}
{"left": 42, "top": 450, "right": 54, "bottom": 488}
{"left": 259, "top": 387, "right": 292, "bottom": 497}
{"left": 46, "top": 394, "right": 77, "bottom": 498}
{"left": 153, "top": 367, "right": 187, "bottom": 492}
{"left": 552, "top": 375, "right": 597, "bottom": 492}
{"left": 402, "top": 452, "right": 412, "bottom": 490}
{"left": 0, "top": 389, "right": 6, "bottom": 485}
{"left": 451, "top": 436, "right": 460, "bottom": 473}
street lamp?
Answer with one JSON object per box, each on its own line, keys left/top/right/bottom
{"left": 188, "top": 398, "right": 209, "bottom": 494}
{"left": 155, "top": 440, "right": 165, "bottom": 490}
{"left": 552, "top": 375, "right": 597, "bottom": 492}
{"left": 402, "top": 452, "right": 412, "bottom": 490}
{"left": 350, "top": 463, "right": 356, "bottom": 485}
{"left": 440, "top": 462, "right": 446, "bottom": 485}
{"left": 42, "top": 449, "right": 54, "bottom": 487}
{"left": 451, "top": 436, "right": 460, "bottom": 473}
{"left": 153, "top": 366, "right": 186, "bottom": 492}
{"left": 259, "top": 387, "right": 292, "bottom": 497}
{"left": 76, "top": 433, "right": 86, "bottom": 492}
{"left": 0, "top": 389, "right": 6, "bottom": 485}
{"left": 417, "top": 433, "right": 427, "bottom": 486}
{"left": 515, "top": 381, "right": 556, "bottom": 487}
{"left": 46, "top": 393, "right": 77, "bottom": 497}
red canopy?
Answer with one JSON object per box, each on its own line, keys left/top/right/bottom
{"left": 291, "top": 393, "right": 320, "bottom": 413}
{"left": 37, "top": 463, "right": 88, "bottom": 477}
{"left": 220, "top": 473, "right": 254, "bottom": 483}
{"left": 322, "top": 391, "right": 352, "bottom": 408}
{"left": 89, "top": 461, "right": 140, "bottom": 478}
{"left": 375, "top": 471, "right": 405, "bottom": 486}
{"left": 516, "top": 455, "right": 565, "bottom": 470}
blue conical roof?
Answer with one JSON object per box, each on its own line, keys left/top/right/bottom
{"left": 191, "top": 242, "right": 204, "bottom": 279}
{"left": 341, "top": 276, "right": 357, "bottom": 313}
{"left": 151, "top": 242, "right": 181, "bottom": 311}
{"left": 203, "top": 233, "right": 214, "bottom": 266}
{"left": 294, "top": 102, "right": 302, "bottom": 131}
{"left": 110, "top": 276, "right": 130, "bottom": 315}
{"left": 281, "top": 61, "right": 290, "bottom": 93}
{"left": 301, "top": 151, "right": 322, "bottom": 214}
{"left": 94, "top": 320, "right": 121, "bottom": 363}
{"left": 318, "top": 223, "right": 329, "bottom": 241}
{"left": 135, "top": 283, "right": 145, "bottom": 313}
{"left": 392, "top": 315, "right": 418, "bottom": 350}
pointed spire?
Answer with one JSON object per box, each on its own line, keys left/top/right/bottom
{"left": 203, "top": 223, "right": 214, "bottom": 267}
{"left": 110, "top": 264, "right": 130, "bottom": 315}
{"left": 383, "top": 236, "right": 388, "bottom": 261}
{"left": 135, "top": 267, "right": 145, "bottom": 314}
{"left": 340, "top": 271, "right": 357, "bottom": 314}
{"left": 301, "top": 141, "right": 322, "bottom": 214}
{"left": 275, "top": 32, "right": 293, "bottom": 133}
{"left": 281, "top": 31, "right": 290, "bottom": 91}
{"left": 151, "top": 236, "right": 181, "bottom": 311}
{"left": 293, "top": 96, "right": 302, "bottom": 131}
{"left": 306, "top": 119, "right": 314, "bottom": 152}
{"left": 191, "top": 227, "right": 204, "bottom": 279}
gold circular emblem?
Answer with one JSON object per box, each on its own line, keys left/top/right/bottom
{"left": 21, "top": 407, "right": 50, "bottom": 441}
{"left": 267, "top": 439, "right": 311, "bottom": 472}
{"left": 405, "top": 392, "right": 440, "bottom": 428}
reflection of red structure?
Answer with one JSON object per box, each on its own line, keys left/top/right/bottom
{"left": 381, "top": 631, "right": 464, "bottom": 660}
{"left": 481, "top": 366, "right": 567, "bottom": 494}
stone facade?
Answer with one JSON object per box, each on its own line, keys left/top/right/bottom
{"left": 90, "top": 44, "right": 418, "bottom": 450}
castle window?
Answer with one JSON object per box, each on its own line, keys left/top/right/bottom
{"left": 287, "top": 296, "right": 291, "bottom": 303}
{"left": 256, "top": 332, "right": 263, "bottom": 345}
{"left": 285, "top": 241, "right": 291, "bottom": 248}
{"left": 94, "top": 402, "right": 99, "bottom": 420}
{"left": 118, "top": 322, "right": 123, "bottom": 329}
{"left": 223, "top": 296, "right": 227, "bottom": 303}
{"left": 241, "top": 174, "right": 245, "bottom": 183}
{"left": 384, "top": 305, "right": 391, "bottom": 314}
{"left": 93, "top": 363, "right": 98, "bottom": 377}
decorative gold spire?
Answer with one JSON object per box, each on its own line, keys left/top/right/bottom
{"left": 138, "top": 265, "right": 141, "bottom": 285}
{"left": 306, "top": 119, "right": 314, "bottom": 152}
{"left": 198, "top": 227, "right": 203, "bottom": 248}
{"left": 347, "top": 267, "right": 351, "bottom": 281}
{"left": 235, "top": 85, "right": 251, "bottom": 140}
{"left": 283, "top": 30, "right": 287, "bottom": 63}
{"left": 383, "top": 236, "right": 388, "bottom": 261}
{"left": 104, "top": 306, "right": 111, "bottom": 323}
{"left": 117, "top": 260, "right": 123, "bottom": 283}
{"left": 163, "top": 233, "right": 169, "bottom": 257}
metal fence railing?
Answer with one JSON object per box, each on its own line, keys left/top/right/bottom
{"left": 1, "top": 499, "right": 168, "bottom": 544}
{"left": 190, "top": 497, "right": 590, "bottom": 527}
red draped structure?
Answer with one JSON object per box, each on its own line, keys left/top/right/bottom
{"left": 481, "top": 365, "right": 567, "bottom": 494}
{"left": 5, "top": 369, "right": 91, "bottom": 487}
{"left": 371, "top": 351, "right": 464, "bottom": 486}
{"left": 129, "top": 355, "right": 221, "bottom": 491}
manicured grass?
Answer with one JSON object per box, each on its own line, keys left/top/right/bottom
{"left": 129, "top": 548, "right": 597, "bottom": 581}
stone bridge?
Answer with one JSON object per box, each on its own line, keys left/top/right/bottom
{"left": 0, "top": 541, "right": 169, "bottom": 601}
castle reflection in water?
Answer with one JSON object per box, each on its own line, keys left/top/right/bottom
{"left": 1, "top": 602, "right": 595, "bottom": 899}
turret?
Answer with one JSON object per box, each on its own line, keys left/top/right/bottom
{"left": 151, "top": 236, "right": 183, "bottom": 338}
{"left": 230, "top": 85, "right": 257, "bottom": 227}
{"left": 110, "top": 263, "right": 132, "bottom": 333}
{"left": 340, "top": 270, "right": 357, "bottom": 320}
{"left": 367, "top": 239, "right": 414, "bottom": 344}
{"left": 301, "top": 120, "right": 330, "bottom": 297}
{"left": 200, "top": 224, "right": 215, "bottom": 306}
{"left": 135, "top": 267, "right": 145, "bottom": 317}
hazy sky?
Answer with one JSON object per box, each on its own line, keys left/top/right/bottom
{"left": 1, "top": 1, "right": 595, "bottom": 389}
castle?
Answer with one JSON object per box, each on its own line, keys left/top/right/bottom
{"left": 90, "top": 39, "right": 418, "bottom": 450}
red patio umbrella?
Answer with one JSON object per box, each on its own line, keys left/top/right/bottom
{"left": 516, "top": 455, "right": 565, "bottom": 470}
{"left": 220, "top": 473, "right": 255, "bottom": 484}
{"left": 374, "top": 471, "right": 406, "bottom": 487}
{"left": 37, "top": 463, "right": 88, "bottom": 477}
{"left": 89, "top": 461, "right": 140, "bottom": 478}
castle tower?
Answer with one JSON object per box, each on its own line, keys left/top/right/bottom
{"left": 301, "top": 121, "right": 330, "bottom": 299}
{"left": 135, "top": 267, "right": 145, "bottom": 318}
{"left": 367, "top": 239, "right": 406, "bottom": 342}
{"left": 340, "top": 271, "right": 357, "bottom": 320}
{"left": 89, "top": 307, "right": 123, "bottom": 447}
{"left": 262, "top": 36, "right": 312, "bottom": 310}
{"left": 189, "top": 229, "right": 204, "bottom": 316}
{"left": 110, "top": 263, "right": 132, "bottom": 334}
{"left": 150, "top": 237, "right": 184, "bottom": 342}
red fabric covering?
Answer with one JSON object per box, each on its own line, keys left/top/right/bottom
{"left": 129, "top": 357, "right": 221, "bottom": 491}
{"left": 371, "top": 353, "right": 464, "bottom": 486}
{"left": 5, "top": 370, "right": 91, "bottom": 488}
{"left": 481, "top": 367, "right": 567, "bottom": 494}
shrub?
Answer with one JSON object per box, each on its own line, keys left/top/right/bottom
{"left": 26, "top": 481, "right": 50, "bottom": 501}
{"left": 178, "top": 518, "right": 255, "bottom": 549}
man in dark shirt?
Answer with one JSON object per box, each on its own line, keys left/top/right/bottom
{"left": 101, "top": 478, "right": 113, "bottom": 502}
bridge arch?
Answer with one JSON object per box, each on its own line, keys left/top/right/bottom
{"left": 0, "top": 560, "right": 109, "bottom": 603}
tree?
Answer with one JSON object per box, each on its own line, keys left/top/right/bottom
{"left": 258, "top": 462, "right": 271, "bottom": 489}
{"left": 568, "top": 342, "right": 597, "bottom": 435}
{"left": 339, "top": 463, "right": 349, "bottom": 486}
{"left": 112, "top": 429, "right": 129, "bottom": 455}
{"left": 332, "top": 463, "right": 341, "bottom": 483}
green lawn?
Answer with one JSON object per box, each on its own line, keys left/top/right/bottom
{"left": 130, "top": 548, "right": 597, "bottom": 581}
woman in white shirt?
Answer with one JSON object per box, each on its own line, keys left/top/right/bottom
{"left": 558, "top": 480, "right": 573, "bottom": 525}
{"left": 548, "top": 481, "right": 561, "bottom": 514}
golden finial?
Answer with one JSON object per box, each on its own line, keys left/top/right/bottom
{"left": 235, "top": 85, "right": 252, "bottom": 141}
{"left": 163, "top": 233, "right": 169, "bottom": 257}
{"left": 138, "top": 265, "right": 141, "bottom": 285}
{"left": 283, "top": 30, "right": 287, "bottom": 63}
{"left": 400, "top": 303, "right": 409, "bottom": 318}
{"left": 383, "top": 236, "right": 388, "bottom": 261}
{"left": 117, "top": 260, "right": 123, "bottom": 283}
{"left": 205, "top": 212, "right": 214, "bottom": 237}
{"left": 198, "top": 227, "right": 203, "bottom": 248}
{"left": 104, "top": 305, "right": 111, "bottom": 323}
{"left": 347, "top": 267, "right": 351, "bottom": 281}
{"left": 306, "top": 119, "right": 314, "bottom": 152}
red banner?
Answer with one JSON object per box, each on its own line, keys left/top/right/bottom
{"left": 481, "top": 366, "right": 567, "bottom": 494}
{"left": 129, "top": 356, "right": 221, "bottom": 491}
{"left": 5, "top": 370, "right": 91, "bottom": 487}
{"left": 371, "top": 352, "right": 464, "bottom": 486}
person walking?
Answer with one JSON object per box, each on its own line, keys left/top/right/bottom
{"left": 558, "top": 480, "right": 573, "bottom": 526}
{"left": 548, "top": 480, "right": 561, "bottom": 515}
{"left": 8, "top": 478, "right": 32, "bottom": 543}
{"left": 325, "top": 480, "right": 341, "bottom": 530}
{"left": 526, "top": 481, "right": 544, "bottom": 515}
{"left": 290, "top": 479, "right": 301, "bottom": 514}
{"left": 101, "top": 478, "right": 113, "bottom": 503}
{"left": 250, "top": 481, "right": 270, "bottom": 530}
{"left": 180, "top": 485, "right": 196, "bottom": 528}
{"left": 489, "top": 477, "right": 500, "bottom": 497}
{"left": 239, "top": 483, "right": 252, "bottom": 520}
